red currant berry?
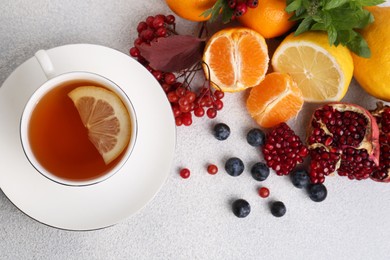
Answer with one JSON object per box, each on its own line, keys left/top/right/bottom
{"left": 214, "top": 90, "right": 225, "bottom": 100}
{"left": 172, "top": 104, "right": 181, "bottom": 117}
{"left": 137, "top": 21, "right": 148, "bottom": 33}
{"left": 258, "top": 187, "right": 270, "bottom": 198}
{"left": 204, "top": 98, "right": 213, "bottom": 107}
{"left": 182, "top": 116, "right": 192, "bottom": 126}
{"left": 207, "top": 108, "right": 217, "bottom": 119}
{"left": 152, "top": 70, "right": 163, "bottom": 81}
{"left": 214, "top": 99, "right": 224, "bottom": 111}
{"left": 164, "top": 73, "right": 176, "bottom": 85}
{"left": 178, "top": 97, "right": 189, "bottom": 107}
{"left": 134, "top": 37, "right": 143, "bottom": 46}
{"left": 161, "top": 83, "right": 171, "bottom": 93}
{"left": 152, "top": 16, "right": 165, "bottom": 29}
{"left": 179, "top": 104, "right": 191, "bottom": 113}
{"left": 155, "top": 14, "right": 167, "bottom": 21}
{"left": 194, "top": 106, "right": 205, "bottom": 117}
{"left": 175, "top": 87, "right": 186, "bottom": 97}
{"left": 140, "top": 29, "right": 154, "bottom": 42}
{"left": 156, "top": 27, "right": 167, "bottom": 37}
{"left": 234, "top": 3, "right": 248, "bottom": 17}
{"left": 207, "top": 164, "right": 218, "bottom": 175}
{"left": 145, "top": 16, "right": 155, "bottom": 27}
{"left": 185, "top": 91, "right": 196, "bottom": 103}
{"left": 172, "top": 82, "right": 183, "bottom": 90}
{"left": 166, "top": 14, "right": 175, "bottom": 24}
{"left": 246, "top": 0, "right": 259, "bottom": 8}
{"left": 179, "top": 168, "right": 190, "bottom": 179}
{"left": 167, "top": 91, "right": 179, "bottom": 103}
{"left": 175, "top": 116, "right": 183, "bottom": 126}
{"left": 129, "top": 47, "right": 140, "bottom": 57}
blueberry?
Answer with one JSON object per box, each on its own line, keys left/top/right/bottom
{"left": 246, "top": 128, "right": 266, "bottom": 146}
{"left": 250, "top": 162, "right": 269, "bottom": 181}
{"left": 225, "top": 157, "right": 245, "bottom": 176}
{"left": 213, "top": 123, "right": 230, "bottom": 140}
{"left": 232, "top": 199, "right": 251, "bottom": 218}
{"left": 291, "top": 169, "right": 310, "bottom": 188}
{"left": 308, "top": 184, "right": 327, "bottom": 202}
{"left": 270, "top": 201, "right": 286, "bottom": 217}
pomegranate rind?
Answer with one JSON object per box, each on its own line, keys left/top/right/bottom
{"left": 308, "top": 102, "right": 380, "bottom": 182}
{"left": 370, "top": 102, "right": 390, "bottom": 183}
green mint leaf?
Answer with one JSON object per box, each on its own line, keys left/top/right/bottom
{"left": 346, "top": 32, "right": 371, "bottom": 58}
{"left": 311, "top": 22, "right": 327, "bottom": 31}
{"left": 295, "top": 16, "right": 314, "bottom": 35}
{"left": 355, "top": 9, "right": 374, "bottom": 28}
{"left": 355, "top": 0, "right": 385, "bottom": 6}
{"left": 200, "top": 8, "right": 213, "bottom": 18}
{"left": 286, "top": 0, "right": 302, "bottom": 13}
{"left": 210, "top": 0, "right": 224, "bottom": 22}
{"left": 221, "top": 3, "right": 234, "bottom": 24}
{"left": 327, "top": 25, "right": 338, "bottom": 45}
{"left": 324, "top": 0, "right": 348, "bottom": 10}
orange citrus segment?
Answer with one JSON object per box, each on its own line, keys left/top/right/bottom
{"left": 68, "top": 86, "right": 131, "bottom": 165}
{"left": 246, "top": 72, "right": 303, "bottom": 128}
{"left": 203, "top": 27, "right": 269, "bottom": 92}
{"left": 237, "top": 0, "right": 295, "bottom": 38}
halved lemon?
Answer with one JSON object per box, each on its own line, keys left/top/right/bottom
{"left": 68, "top": 86, "right": 131, "bottom": 165}
{"left": 271, "top": 32, "right": 353, "bottom": 102}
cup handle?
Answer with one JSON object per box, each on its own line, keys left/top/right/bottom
{"left": 34, "top": 50, "right": 56, "bottom": 79}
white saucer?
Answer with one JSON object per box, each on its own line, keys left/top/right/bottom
{"left": 0, "top": 44, "right": 176, "bottom": 230}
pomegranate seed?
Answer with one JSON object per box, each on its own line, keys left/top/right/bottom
{"left": 180, "top": 168, "right": 190, "bottom": 179}
{"left": 207, "top": 164, "right": 218, "bottom": 175}
{"left": 258, "top": 187, "right": 270, "bottom": 198}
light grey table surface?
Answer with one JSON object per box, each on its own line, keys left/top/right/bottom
{"left": 1, "top": 1, "right": 390, "bottom": 259}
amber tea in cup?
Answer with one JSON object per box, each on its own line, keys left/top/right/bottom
{"left": 20, "top": 72, "right": 137, "bottom": 186}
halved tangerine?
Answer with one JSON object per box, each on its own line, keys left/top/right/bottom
{"left": 203, "top": 27, "right": 269, "bottom": 92}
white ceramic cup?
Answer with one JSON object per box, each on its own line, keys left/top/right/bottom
{"left": 20, "top": 50, "right": 137, "bottom": 186}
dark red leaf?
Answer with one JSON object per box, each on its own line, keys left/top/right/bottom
{"left": 137, "top": 35, "right": 206, "bottom": 72}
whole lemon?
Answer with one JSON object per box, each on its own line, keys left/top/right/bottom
{"left": 352, "top": 6, "right": 390, "bottom": 101}
{"left": 165, "top": 0, "right": 217, "bottom": 22}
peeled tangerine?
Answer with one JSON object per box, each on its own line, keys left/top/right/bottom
{"left": 203, "top": 27, "right": 269, "bottom": 92}
{"left": 246, "top": 72, "right": 304, "bottom": 128}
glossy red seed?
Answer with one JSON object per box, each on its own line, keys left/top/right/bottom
{"left": 145, "top": 16, "right": 155, "bottom": 27}
{"left": 164, "top": 73, "right": 176, "bottom": 85}
{"left": 207, "top": 164, "right": 218, "bottom": 175}
{"left": 214, "top": 90, "right": 225, "bottom": 100}
{"left": 156, "top": 27, "right": 167, "bottom": 37}
{"left": 180, "top": 168, "right": 190, "bottom": 179}
{"left": 258, "top": 187, "right": 270, "bottom": 198}
{"left": 214, "top": 99, "right": 224, "bottom": 110}
{"left": 194, "top": 106, "right": 205, "bottom": 117}
{"left": 137, "top": 22, "right": 148, "bottom": 33}
{"left": 129, "top": 47, "right": 140, "bottom": 57}
{"left": 175, "top": 116, "right": 183, "bottom": 126}
{"left": 166, "top": 14, "right": 175, "bottom": 24}
{"left": 207, "top": 108, "right": 217, "bottom": 119}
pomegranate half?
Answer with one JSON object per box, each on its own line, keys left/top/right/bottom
{"left": 307, "top": 103, "right": 380, "bottom": 183}
{"left": 370, "top": 102, "right": 390, "bottom": 182}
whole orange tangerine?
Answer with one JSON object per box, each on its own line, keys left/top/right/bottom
{"left": 237, "top": 0, "right": 295, "bottom": 38}
{"left": 165, "top": 0, "right": 217, "bottom": 22}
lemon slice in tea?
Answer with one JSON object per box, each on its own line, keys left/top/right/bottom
{"left": 68, "top": 86, "right": 131, "bottom": 165}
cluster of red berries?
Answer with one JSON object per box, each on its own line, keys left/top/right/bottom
{"left": 129, "top": 14, "right": 225, "bottom": 126}
{"left": 168, "top": 83, "right": 225, "bottom": 126}
{"left": 228, "top": 0, "right": 258, "bottom": 17}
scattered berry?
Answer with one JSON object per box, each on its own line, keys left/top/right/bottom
{"left": 225, "top": 157, "right": 245, "bottom": 177}
{"left": 179, "top": 168, "right": 190, "bottom": 179}
{"left": 270, "top": 201, "right": 286, "bottom": 217}
{"left": 250, "top": 162, "right": 270, "bottom": 181}
{"left": 234, "top": 2, "right": 248, "bottom": 17}
{"left": 291, "top": 169, "right": 310, "bottom": 189}
{"left": 246, "top": 128, "right": 266, "bottom": 146}
{"left": 308, "top": 184, "right": 327, "bottom": 202}
{"left": 207, "top": 164, "right": 218, "bottom": 175}
{"left": 213, "top": 123, "right": 231, "bottom": 140}
{"left": 258, "top": 187, "right": 270, "bottom": 198}
{"left": 232, "top": 199, "right": 251, "bottom": 218}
